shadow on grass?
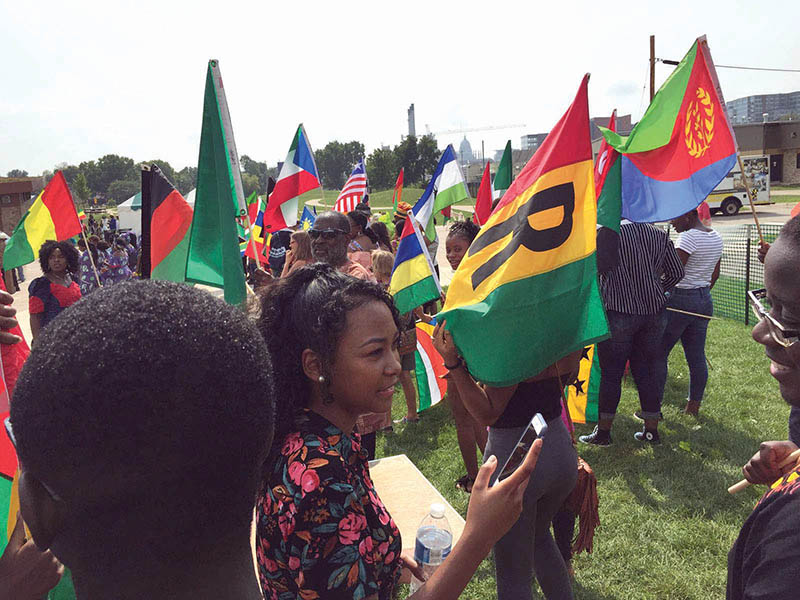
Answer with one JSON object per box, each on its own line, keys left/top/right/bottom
{"left": 379, "top": 402, "right": 451, "bottom": 466}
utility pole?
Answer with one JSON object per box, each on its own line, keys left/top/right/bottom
{"left": 649, "top": 35, "right": 656, "bottom": 101}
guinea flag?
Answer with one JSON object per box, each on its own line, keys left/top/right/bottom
{"left": 600, "top": 36, "right": 736, "bottom": 223}
{"left": 141, "top": 165, "right": 193, "bottom": 282}
{"left": 439, "top": 76, "right": 609, "bottom": 387}
{"left": 3, "top": 172, "right": 81, "bottom": 270}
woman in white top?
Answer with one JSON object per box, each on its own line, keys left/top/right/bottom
{"left": 654, "top": 208, "right": 723, "bottom": 417}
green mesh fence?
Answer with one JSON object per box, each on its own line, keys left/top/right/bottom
{"left": 665, "top": 223, "right": 783, "bottom": 325}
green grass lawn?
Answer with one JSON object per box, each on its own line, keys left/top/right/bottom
{"left": 298, "top": 187, "right": 477, "bottom": 212}
{"left": 771, "top": 194, "right": 800, "bottom": 204}
{"left": 377, "top": 317, "right": 789, "bottom": 599}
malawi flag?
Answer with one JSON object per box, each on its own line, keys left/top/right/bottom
{"left": 439, "top": 76, "right": 609, "bottom": 387}
{"left": 474, "top": 161, "right": 493, "bottom": 226}
{"left": 4, "top": 172, "right": 81, "bottom": 270}
{"left": 600, "top": 36, "right": 736, "bottom": 223}
{"left": 141, "top": 165, "right": 193, "bottom": 281}
{"left": 263, "top": 125, "right": 320, "bottom": 233}
{"left": 415, "top": 322, "right": 447, "bottom": 412}
{"left": 185, "top": 60, "right": 247, "bottom": 305}
{"left": 388, "top": 215, "right": 442, "bottom": 315}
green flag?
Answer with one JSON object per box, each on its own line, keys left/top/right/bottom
{"left": 493, "top": 140, "right": 512, "bottom": 197}
{"left": 185, "top": 59, "right": 247, "bottom": 306}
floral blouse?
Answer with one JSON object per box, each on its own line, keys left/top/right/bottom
{"left": 257, "top": 410, "right": 402, "bottom": 600}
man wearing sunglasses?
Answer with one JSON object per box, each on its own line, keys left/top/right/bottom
{"left": 728, "top": 215, "right": 800, "bottom": 599}
{"left": 309, "top": 211, "right": 375, "bottom": 282}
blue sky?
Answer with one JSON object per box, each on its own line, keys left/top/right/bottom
{"left": 2, "top": 0, "right": 798, "bottom": 175}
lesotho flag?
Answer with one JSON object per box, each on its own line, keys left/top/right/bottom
{"left": 600, "top": 36, "right": 736, "bottom": 223}
{"left": 439, "top": 76, "right": 609, "bottom": 387}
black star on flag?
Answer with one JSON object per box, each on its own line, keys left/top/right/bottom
{"left": 572, "top": 379, "right": 586, "bottom": 395}
{"left": 580, "top": 347, "right": 591, "bottom": 361}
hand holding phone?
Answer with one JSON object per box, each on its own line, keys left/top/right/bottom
{"left": 496, "top": 413, "right": 548, "bottom": 483}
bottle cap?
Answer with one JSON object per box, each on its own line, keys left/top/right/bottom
{"left": 430, "top": 502, "right": 446, "bottom": 518}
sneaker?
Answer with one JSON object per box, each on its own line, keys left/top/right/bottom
{"left": 579, "top": 426, "right": 612, "bottom": 446}
{"left": 634, "top": 428, "right": 661, "bottom": 444}
{"left": 633, "top": 411, "right": 663, "bottom": 422}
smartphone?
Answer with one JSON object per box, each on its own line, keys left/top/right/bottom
{"left": 496, "top": 413, "right": 548, "bottom": 483}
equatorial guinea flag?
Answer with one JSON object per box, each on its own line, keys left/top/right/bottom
{"left": 439, "top": 75, "right": 609, "bottom": 387}
{"left": 600, "top": 36, "right": 736, "bottom": 223}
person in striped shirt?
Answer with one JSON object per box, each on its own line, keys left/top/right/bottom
{"left": 580, "top": 221, "right": 684, "bottom": 446}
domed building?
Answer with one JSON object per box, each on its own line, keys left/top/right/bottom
{"left": 458, "top": 136, "right": 474, "bottom": 163}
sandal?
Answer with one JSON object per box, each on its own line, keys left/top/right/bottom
{"left": 455, "top": 474, "right": 475, "bottom": 493}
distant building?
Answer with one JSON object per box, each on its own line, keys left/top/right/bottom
{"left": 458, "top": 136, "right": 474, "bottom": 163}
{"left": 408, "top": 104, "right": 416, "bottom": 138}
{"left": 727, "top": 92, "right": 800, "bottom": 124}
{"left": 590, "top": 114, "right": 633, "bottom": 140}
{"left": 0, "top": 177, "right": 37, "bottom": 235}
{"left": 735, "top": 121, "right": 800, "bottom": 184}
{"left": 521, "top": 133, "right": 547, "bottom": 152}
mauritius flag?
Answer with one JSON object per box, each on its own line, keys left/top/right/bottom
{"left": 439, "top": 76, "right": 609, "bottom": 387}
{"left": 263, "top": 124, "right": 320, "bottom": 233}
{"left": 601, "top": 36, "right": 736, "bottom": 223}
{"left": 4, "top": 172, "right": 81, "bottom": 270}
{"left": 388, "top": 215, "right": 442, "bottom": 315}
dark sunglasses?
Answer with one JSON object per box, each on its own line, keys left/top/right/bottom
{"left": 308, "top": 228, "right": 347, "bottom": 240}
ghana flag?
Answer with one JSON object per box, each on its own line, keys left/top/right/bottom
{"left": 600, "top": 36, "right": 736, "bottom": 223}
{"left": 4, "top": 172, "right": 81, "bottom": 271}
{"left": 141, "top": 165, "right": 193, "bottom": 282}
{"left": 439, "top": 76, "right": 609, "bottom": 387}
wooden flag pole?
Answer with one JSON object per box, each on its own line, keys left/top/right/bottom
{"left": 728, "top": 448, "right": 800, "bottom": 494}
{"left": 79, "top": 227, "right": 102, "bottom": 287}
{"left": 736, "top": 154, "right": 765, "bottom": 246}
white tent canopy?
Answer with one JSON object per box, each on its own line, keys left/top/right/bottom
{"left": 117, "top": 189, "right": 195, "bottom": 235}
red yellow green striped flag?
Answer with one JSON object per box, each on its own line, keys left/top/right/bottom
{"left": 4, "top": 172, "right": 81, "bottom": 270}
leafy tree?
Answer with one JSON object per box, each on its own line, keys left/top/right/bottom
{"left": 240, "top": 155, "right": 268, "bottom": 192}
{"left": 92, "top": 155, "right": 137, "bottom": 197}
{"left": 73, "top": 172, "right": 91, "bottom": 203}
{"left": 241, "top": 173, "right": 260, "bottom": 198}
{"left": 59, "top": 164, "right": 81, "bottom": 187}
{"left": 366, "top": 147, "right": 398, "bottom": 190}
{"left": 6, "top": 169, "right": 28, "bottom": 178}
{"left": 394, "top": 136, "right": 419, "bottom": 185}
{"left": 174, "top": 166, "right": 197, "bottom": 195}
{"left": 144, "top": 159, "right": 176, "bottom": 184}
{"left": 417, "top": 135, "right": 440, "bottom": 184}
{"left": 107, "top": 179, "right": 139, "bottom": 204}
{"left": 78, "top": 160, "right": 101, "bottom": 195}
{"left": 316, "top": 140, "right": 365, "bottom": 189}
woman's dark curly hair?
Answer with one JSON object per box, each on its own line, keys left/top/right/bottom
{"left": 256, "top": 263, "right": 401, "bottom": 464}
{"left": 39, "top": 240, "right": 80, "bottom": 274}
{"left": 448, "top": 219, "right": 481, "bottom": 245}
{"left": 367, "top": 221, "right": 392, "bottom": 251}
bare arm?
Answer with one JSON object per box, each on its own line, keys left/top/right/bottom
{"left": 30, "top": 313, "right": 42, "bottom": 341}
{"left": 710, "top": 258, "right": 721, "bottom": 288}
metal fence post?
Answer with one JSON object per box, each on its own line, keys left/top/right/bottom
{"left": 745, "top": 229, "right": 751, "bottom": 326}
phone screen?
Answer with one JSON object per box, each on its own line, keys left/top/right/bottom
{"left": 496, "top": 413, "right": 547, "bottom": 483}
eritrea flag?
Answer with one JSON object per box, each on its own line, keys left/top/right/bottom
{"left": 141, "top": 165, "right": 193, "bottom": 282}
{"left": 600, "top": 36, "right": 736, "bottom": 223}
{"left": 439, "top": 76, "right": 609, "bottom": 387}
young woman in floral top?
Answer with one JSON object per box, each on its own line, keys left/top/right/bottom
{"left": 255, "top": 263, "right": 544, "bottom": 600}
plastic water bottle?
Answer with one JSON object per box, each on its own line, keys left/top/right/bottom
{"left": 409, "top": 502, "right": 453, "bottom": 594}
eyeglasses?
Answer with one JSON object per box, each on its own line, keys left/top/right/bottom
{"left": 308, "top": 228, "right": 347, "bottom": 240}
{"left": 748, "top": 288, "right": 800, "bottom": 349}
{"left": 4, "top": 417, "right": 62, "bottom": 501}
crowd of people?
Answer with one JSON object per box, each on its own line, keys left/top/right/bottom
{"left": 0, "top": 202, "right": 797, "bottom": 600}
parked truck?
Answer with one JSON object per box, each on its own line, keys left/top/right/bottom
{"left": 706, "top": 155, "right": 770, "bottom": 216}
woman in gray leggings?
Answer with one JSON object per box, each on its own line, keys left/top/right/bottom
{"left": 434, "top": 324, "right": 578, "bottom": 600}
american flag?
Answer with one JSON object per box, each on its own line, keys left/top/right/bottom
{"left": 334, "top": 159, "right": 368, "bottom": 213}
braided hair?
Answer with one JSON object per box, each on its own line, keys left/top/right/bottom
{"left": 256, "top": 263, "right": 401, "bottom": 465}
{"left": 447, "top": 219, "right": 481, "bottom": 245}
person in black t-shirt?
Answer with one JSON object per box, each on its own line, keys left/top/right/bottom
{"left": 728, "top": 215, "right": 800, "bottom": 599}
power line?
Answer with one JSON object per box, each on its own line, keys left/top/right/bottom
{"left": 657, "top": 58, "right": 800, "bottom": 73}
